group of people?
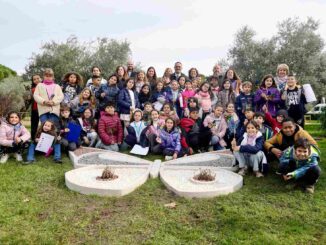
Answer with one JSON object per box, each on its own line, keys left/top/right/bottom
{"left": 0, "top": 61, "right": 321, "bottom": 193}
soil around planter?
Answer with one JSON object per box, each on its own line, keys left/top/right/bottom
{"left": 96, "top": 167, "right": 119, "bottom": 181}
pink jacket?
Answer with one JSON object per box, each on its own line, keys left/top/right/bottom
{"left": 0, "top": 122, "right": 31, "bottom": 147}
{"left": 181, "top": 89, "right": 196, "bottom": 108}
{"left": 195, "top": 91, "right": 212, "bottom": 113}
{"left": 203, "top": 113, "right": 227, "bottom": 147}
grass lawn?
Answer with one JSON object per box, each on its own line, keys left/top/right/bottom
{"left": 0, "top": 125, "right": 325, "bottom": 244}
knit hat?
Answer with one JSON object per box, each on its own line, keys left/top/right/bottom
{"left": 276, "top": 109, "right": 288, "bottom": 118}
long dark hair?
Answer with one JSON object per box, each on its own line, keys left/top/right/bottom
{"left": 163, "top": 118, "right": 176, "bottom": 132}
{"left": 198, "top": 82, "right": 214, "bottom": 100}
{"left": 223, "top": 68, "right": 240, "bottom": 81}
{"left": 260, "top": 74, "right": 277, "bottom": 89}
{"left": 35, "top": 120, "right": 57, "bottom": 139}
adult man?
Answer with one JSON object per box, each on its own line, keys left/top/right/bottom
{"left": 170, "top": 61, "right": 187, "bottom": 81}
{"left": 212, "top": 63, "right": 224, "bottom": 88}
{"left": 127, "top": 59, "right": 137, "bottom": 79}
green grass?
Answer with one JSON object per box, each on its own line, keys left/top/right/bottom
{"left": 0, "top": 127, "right": 325, "bottom": 244}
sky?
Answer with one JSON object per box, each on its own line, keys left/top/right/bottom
{"left": 0, "top": 0, "right": 326, "bottom": 76}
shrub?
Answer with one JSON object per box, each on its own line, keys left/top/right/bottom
{"left": 0, "top": 77, "right": 26, "bottom": 117}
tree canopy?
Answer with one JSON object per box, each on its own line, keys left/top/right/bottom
{"left": 24, "top": 36, "right": 131, "bottom": 83}
{"left": 0, "top": 64, "right": 17, "bottom": 81}
{"left": 227, "top": 17, "right": 326, "bottom": 99}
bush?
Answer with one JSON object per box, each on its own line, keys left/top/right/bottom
{"left": 0, "top": 77, "right": 27, "bottom": 117}
{"left": 320, "top": 108, "right": 326, "bottom": 131}
{"left": 0, "top": 64, "right": 17, "bottom": 81}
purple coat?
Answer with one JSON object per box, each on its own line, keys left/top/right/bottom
{"left": 254, "top": 87, "right": 280, "bottom": 117}
{"left": 159, "top": 128, "right": 181, "bottom": 153}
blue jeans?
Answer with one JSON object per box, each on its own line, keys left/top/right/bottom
{"left": 39, "top": 113, "right": 60, "bottom": 131}
{"left": 211, "top": 136, "right": 225, "bottom": 151}
{"left": 27, "top": 143, "right": 61, "bottom": 161}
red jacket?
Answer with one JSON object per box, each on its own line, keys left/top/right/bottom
{"left": 265, "top": 112, "right": 282, "bottom": 134}
{"left": 179, "top": 118, "right": 196, "bottom": 149}
{"left": 98, "top": 111, "right": 123, "bottom": 145}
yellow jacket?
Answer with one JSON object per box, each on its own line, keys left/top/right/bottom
{"left": 264, "top": 125, "right": 317, "bottom": 151}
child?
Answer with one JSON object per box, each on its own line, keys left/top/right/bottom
{"left": 154, "top": 118, "right": 184, "bottom": 160}
{"left": 146, "top": 110, "right": 165, "bottom": 152}
{"left": 253, "top": 112, "right": 273, "bottom": 141}
{"left": 209, "top": 75, "right": 220, "bottom": 97}
{"left": 217, "top": 79, "right": 236, "bottom": 109}
{"left": 59, "top": 105, "right": 80, "bottom": 152}
{"left": 142, "top": 102, "right": 153, "bottom": 124}
{"left": 61, "top": 72, "right": 83, "bottom": 104}
{"left": 262, "top": 105, "right": 287, "bottom": 134}
{"left": 203, "top": 105, "right": 227, "bottom": 151}
{"left": 181, "top": 80, "right": 196, "bottom": 111}
{"left": 124, "top": 110, "right": 148, "bottom": 148}
{"left": 236, "top": 108, "right": 255, "bottom": 140}
{"left": 254, "top": 75, "right": 281, "bottom": 117}
{"left": 77, "top": 108, "right": 98, "bottom": 147}
{"left": 281, "top": 74, "right": 307, "bottom": 128}
{"left": 279, "top": 137, "right": 321, "bottom": 193}
{"left": 159, "top": 102, "right": 180, "bottom": 125}
{"left": 30, "top": 74, "right": 42, "bottom": 140}
{"left": 96, "top": 74, "right": 120, "bottom": 112}
{"left": 117, "top": 78, "right": 140, "bottom": 129}
{"left": 232, "top": 120, "right": 265, "bottom": 177}
{"left": 87, "top": 75, "right": 102, "bottom": 101}
{"left": 236, "top": 81, "right": 255, "bottom": 124}
{"left": 33, "top": 68, "right": 64, "bottom": 129}
{"left": 180, "top": 107, "right": 202, "bottom": 154}
{"left": 135, "top": 71, "right": 147, "bottom": 93}
{"left": 177, "top": 75, "right": 187, "bottom": 90}
{"left": 170, "top": 80, "right": 182, "bottom": 117}
{"left": 70, "top": 88, "right": 96, "bottom": 118}
{"left": 138, "top": 84, "right": 151, "bottom": 110}
{"left": 96, "top": 103, "right": 123, "bottom": 152}
{"left": 274, "top": 64, "right": 289, "bottom": 91}
{"left": 0, "top": 111, "right": 31, "bottom": 163}
{"left": 195, "top": 82, "right": 216, "bottom": 119}
{"left": 25, "top": 120, "right": 62, "bottom": 164}
{"left": 183, "top": 97, "right": 200, "bottom": 118}
{"left": 150, "top": 81, "right": 172, "bottom": 109}
{"left": 223, "top": 68, "right": 241, "bottom": 96}
{"left": 223, "top": 103, "right": 239, "bottom": 149}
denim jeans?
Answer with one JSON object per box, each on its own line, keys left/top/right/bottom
{"left": 27, "top": 143, "right": 61, "bottom": 161}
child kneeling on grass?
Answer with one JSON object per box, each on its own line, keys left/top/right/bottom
{"left": 25, "top": 120, "right": 62, "bottom": 164}
{"left": 0, "top": 111, "right": 31, "bottom": 163}
{"left": 278, "top": 138, "right": 321, "bottom": 194}
{"left": 232, "top": 120, "right": 265, "bottom": 178}
{"left": 96, "top": 102, "right": 123, "bottom": 152}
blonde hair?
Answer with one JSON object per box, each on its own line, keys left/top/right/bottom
{"left": 276, "top": 64, "right": 289, "bottom": 75}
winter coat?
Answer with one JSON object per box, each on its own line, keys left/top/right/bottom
{"left": 0, "top": 121, "right": 31, "bottom": 147}
{"left": 181, "top": 90, "right": 196, "bottom": 108}
{"left": 217, "top": 89, "right": 236, "bottom": 109}
{"left": 96, "top": 84, "right": 120, "bottom": 111}
{"left": 125, "top": 121, "right": 149, "bottom": 147}
{"left": 33, "top": 83, "right": 64, "bottom": 117}
{"left": 203, "top": 113, "right": 227, "bottom": 147}
{"left": 150, "top": 88, "right": 172, "bottom": 104}
{"left": 265, "top": 125, "right": 317, "bottom": 152}
{"left": 279, "top": 145, "right": 319, "bottom": 179}
{"left": 61, "top": 83, "right": 83, "bottom": 104}
{"left": 159, "top": 128, "right": 181, "bottom": 153}
{"left": 117, "top": 88, "right": 140, "bottom": 114}
{"left": 254, "top": 87, "right": 281, "bottom": 117}
{"left": 281, "top": 86, "right": 307, "bottom": 121}
{"left": 236, "top": 131, "right": 264, "bottom": 154}
{"left": 265, "top": 112, "right": 282, "bottom": 135}
{"left": 70, "top": 97, "right": 95, "bottom": 118}
{"left": 236, "top": 92, "right": 255, "bottom": 123}
{"left": 195, "top": 91, "right": 215, "bottom": 113}
{"left": 179, "top": 117, "right": 201, "bottom": 149}
{"left": 97, "top": 111, "right": 123, "bottom": 145}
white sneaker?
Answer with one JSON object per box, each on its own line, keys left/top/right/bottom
{"left": 165, "top": 156, "right": 173, "bottom": 161}
{"left": 14, "top": 153, "right": 23, "bottom": 162}
{"left": 0, "top": 154, "right": 9, "bottom": 164}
